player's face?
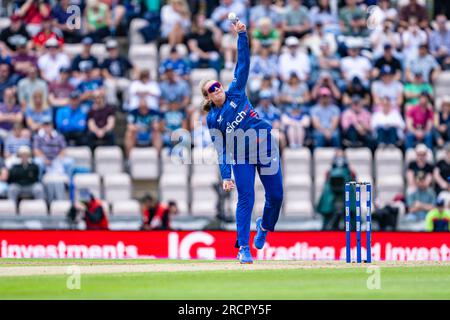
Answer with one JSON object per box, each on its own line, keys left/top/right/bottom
{"left": 205, "top": 80, "right": 226, "bottom": 106}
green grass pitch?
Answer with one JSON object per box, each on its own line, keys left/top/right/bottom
{"left": 0, "top": 259, "right": 449, "bottom": 300}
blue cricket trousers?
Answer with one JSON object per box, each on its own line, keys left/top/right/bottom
{"left": 232, "top": 161, "right": 283, "bottom": 247}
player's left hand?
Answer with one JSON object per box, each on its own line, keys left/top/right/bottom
{"left": 234, "top": 21, "right": 246, "bottom": 33}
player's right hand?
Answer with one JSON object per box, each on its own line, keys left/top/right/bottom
{"left": 223, "top": 179, "right": 235, "bottom": 192}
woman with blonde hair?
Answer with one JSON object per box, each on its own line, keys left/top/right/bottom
{"left": 201, "top": 20, "right": 283, "bottom": 264}
{"left": 25, "top": 90, "right": 52, "bottom": 132}
{"left": 160, "top": 0, "right": 191, "bottom": 46}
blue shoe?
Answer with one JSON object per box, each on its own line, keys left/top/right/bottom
{"left": 237, "top": 246, "right": 253, "bottom": 264}
{"left": 254, "top": 217, "right": 268, "bottom": 249}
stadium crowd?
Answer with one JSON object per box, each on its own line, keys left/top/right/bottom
{"left": 0, "top": 0, "right": 449, "bottom": 229}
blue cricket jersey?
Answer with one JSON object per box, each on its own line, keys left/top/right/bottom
{"left": 206, "top": 31, "right": 273, "bottom": 181}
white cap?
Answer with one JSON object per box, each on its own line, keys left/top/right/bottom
{"left": 285, "top": 36, "right": 299, "bottom": 47}
{"left": 45, "top": 38, "right": 59, "bottom": 48}
{"left": 415, "top": 143, "right": 428, "bottom": 154}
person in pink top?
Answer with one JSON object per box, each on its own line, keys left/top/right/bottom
{"left": 405, "top": 91, "right": 434, "bottom": 149}
{"left": 341, "top": 94, "right": 373, "bottom": 149}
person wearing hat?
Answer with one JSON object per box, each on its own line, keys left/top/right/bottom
{"left": 406, "top": 170, "right": 436, "bottom": 222}
{"left": 159, "top": 46, "right": 190, "bottom": 81}
{"left": 101, "top": 38, "right": 133, "bottom": 107}
{"left": 0, "top": 14, "right": 30, "bottom": 54}
{"left": 251, "top": 17, "right": 281, "bottom": 54}
{"left": 425, "top": 197, "right": 450, "bottom": 232}
{"left": 7, "top": 145, "right": 44, "bottom": 204}
{"left": 74, "top": 188, "right": 109, "bottom": 230}
{"left": 140, "top": 193, "right": 178, "bottom": 231}
{"left": 76, "top": 60, "right": 104, "bottom": 108}
{"left": 10, "top": 36, "right": 38, "bottom": 78}
{"left": 434, "top": 96, "right": 450, "bottom": 148}
{"left": 371, "top": 64, "right": 404, "bottom": 109}
{"left": 405, "top": 42, "right": 441, "bottom": 83}
{"left": 372, "top": 43, "right": 402, "bottom": 81}
{"left": 55, "top": 91, "right": 88, "bottom": 146}
{"left": 341, "top": 94, "right": 373, "bottom": 148}
{"left": 281, "top": 0, "right": 311, "bottom": 39}
{"left": 70, "top": 37, "right": 100, "bottom": 79}
{"left": 406, "top": 143, "right": 434, "bottom": 193}
{"left": 278, "top": 36, "right": 311, "bottom": 82}
{"left": 340, "top": 40, "right": 371, "bottom": 87}
{"left": 310, "top": 86, "right": 341, "bottom": 147}
{"left": 48, "top": 66, "right": 75, "bottom": 107}
{"left": 371, "top": 95, "right": 405, "bottom": 148}
{"left": 404, "top": 70, "right": 433, "bottom": 109}
{"left": 37, "top": 37, "right": 70, "bottom": 83}
{"left": 32, "top": 15, "right": 63, "bottom": 52}
{"left": 405, "top": 90, "right": 434, "bottom": 150}
{"left": 160, "top": 64, "right": 190, "bottom": 111}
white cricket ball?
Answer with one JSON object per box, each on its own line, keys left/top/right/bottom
{"left": 228, "top": 12, "right": 237, "bottom": 22}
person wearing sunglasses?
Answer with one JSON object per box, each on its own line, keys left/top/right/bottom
{"left": 200, "top": 19, "right": 283, "bottom": 264}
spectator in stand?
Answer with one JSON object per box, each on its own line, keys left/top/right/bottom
{"left": 101, "top": 38, "right": 133, "bottom": 108}
{"left": 255, "top": 90, "right": 286, "bottom": 148}
{"left": 399, "top": 0, "right": 428, "bottom": 29}
{"left": 251, "top": 18, "right": 281, "bottom": 54}
{"left": 0, "top": 63, "right": 19, "bottom": 102}
{"left": 76, "top": 62, "right": 104, "bottom": 108}
{"left": 55, "top": 91, "right": 89, "bottom": 147}
{"left": 429, "top": 14, "right": 450, "bottom": 70}
{"left": 37, "top": 38, "right": 70, "bottom": 83}
{"left": 48, "top": 67, "right": 74, "bottom": 107}
{"left": 404, "top": 71, "right": 433, "bottom": 110}
{"left": 16, "top": 0, "right": 51, "bottom": 36}
{"left": 407, "top": 143, "right": 433, "bottom": 193}
{"left": 159, "top": 47, "right": 190, "bottom": 81}
{"left": 342, "top": 12, "right": 370, "bottom": 40}
{"left": 10, "top": 37, "right": 37, "bottom": 79}
{"left": 435, "top": 96, "right": 450, "bottom": 148}
{"left": 159, "top": 96, "right": 189, "bottom": 148}
{"left": 7, "top": 145, "right": 44, "bottom": 204}
{"left": 372, "top": 43, "right": 402, "bottom": 81}
{"left": 281, "top": 103, "right": 310, "bottom": 148}
{"left": 371, "top": 65, "right": 404, "bottom": 110}
{"left": 0, "top": 14, "right": 30, "bottom": 55}
{"left": 248, "top": 42, "right": 279, "bottom": 97}
{"left": 31, "top": 15, "right": 64, "bottom": 53}
{"left": 33, "top": 120, "right": 73, "bottom": 201}
{"left": 250, "top": 0, "right": 282, "bottom": 30}
{"left": 279, "top": 72, "right": 310, "bottom": 111}
{"left": 278, "top": 36, "right": 310, "bottom": 82}
{"left": 374, "top": 0, "right": 398, "bottom": 26}
{"left": 340, "top": 42, "right": 371, "bottom": 89}
{"left": 434, "top": 143, "right": 450, "bottom": 195}
{"left": 160, "top": 0, "right": 192, "bottom": 46}
{"left": 187, "top": 13, "right": 223, "bottom": 74}
{"left": 371, "top": 96, "right": 405, "bottom": 148}
{"left": 125, "top": 98, "right": 162, "bottom": 156}
{"left": 159, "top": 66, "right": 190, "bottom": 111}
{"left": 84, "top": 0, "right": 112, "bottom": 42}
{"left": 75, "top": 188, "right": 109, "bottom": 230}
{"left": 17, "top": 65, "right": 48, "bottom": 109}
{"left": 0, "top": 88, "right": 23, "bottom": 142}
{"left": 309, "top": 41, "right": 341, "bottom": 86}
{"left": 100, "top": 0, "right": 127, "bottom": 36}
{"left": 24, "top": 90, "right": 51, "bottom": 132}
{"left": 405, "top": 91, "right": 434, "bottom": 150}
{"left": 221, "top": 20, "right": 238, "bottom": 70}
{"left": 341, "top": 75, "right": 370, "bottom": 107}
{"left": 87, "top": 90, "right": 116, "bottom": 149}
{"left": 309, "top": 0, "right": 339, "bottom": 34}
{"left": 71, "top": 37, "right": 100, "bottom": 80}
{"left": 338, "top": 0, "right": 365, "bottom": 34}
{"left": 211, "top": 0, "right": 247, "bottom": 33}
{"left": 127, "top": 69, "right": 161, "bottom": 111}
{"left": 281, "top": 0, "right": 311, "bottom": 39}
{"left": 140, "top": 193, "right": 178, "bottom": 230}
{"left": 405, "top": 43, "right": 441, "bottom": 84}
{"left": 303, "top": 22, "right": 337, "bottom": 58}
{"left": 258, "top": 74, "right": 280, "bottom": 104}
{"left": 191, "top": 109, "right": 212, "bottom": 149}
{"left": 406, "top": 172, "right": 436, "bottom": 222}
{"left": 370, "top": 19, "right": 401, "bottom": 58}
{"left": 311, "top": 71, "right": 341, "bottom": 102}
{"left": 425, "top": 197, "right": 450, "bottom": 232}
{"left": 51, "top": 0, "right": 82, "bottom": 43}
{"left": 401, "top": 17, "right": 428, "bottom": 62}
{"left": 4, "top": 123, "right": 31, "bottom": 163}
{"left": 311, "top": 87, "right": 340, "bottom": 148}
{"left": 0, "top": 158, "right": 8, "bottom": 198}
{"left": 341, "top": 95, "right": 373, "bottom": 148}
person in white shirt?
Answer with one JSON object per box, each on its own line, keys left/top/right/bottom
{"left": 370, "top": 19, "right": 401, "bottom": 57}
{"left": 371, "top": 65, "right": 404, "bottom": 109}
{"left": 371, "top": 96, "right": 405, "bottom": 147}
{"left": 37, "top": 38, "right": 70, "bottom": 83}
{"left": 160, "top": 0, "right": 192, "bottom": 46}
{"left": 278, "top": 36, "right": 310, "bottom": 82}
{"left": 340, "top": 43, "right": 371, "bottom": 88}
{"left": 401, "top": 17, "right": 427, "bottom": 62}
{"left": 127, "top": 70, "right": 161, "bottom": 111}
{"left": 303, "top": 21, "right": 337, "bottom": 57}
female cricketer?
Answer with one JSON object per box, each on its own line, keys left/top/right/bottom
{"left": 200, "top": 20, "right": 283, "bottom": 264}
